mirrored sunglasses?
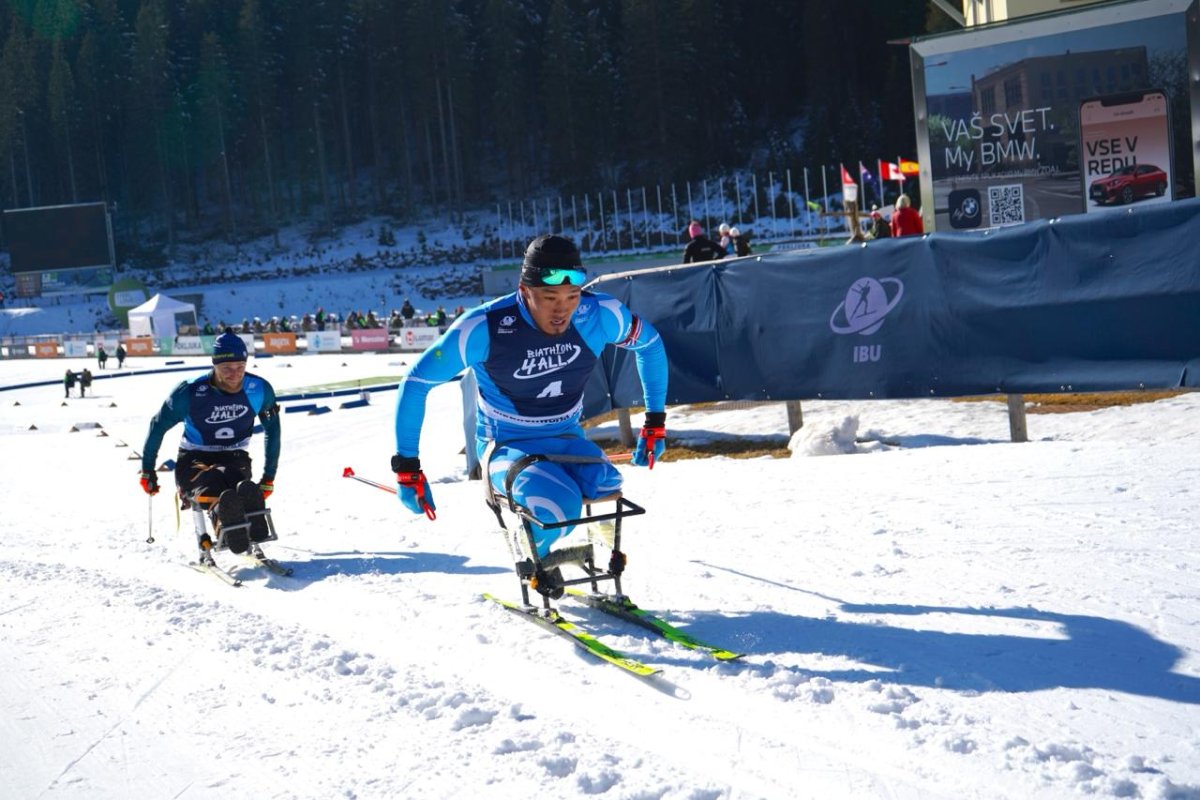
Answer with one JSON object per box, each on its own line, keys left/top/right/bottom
{"left": 539, "top": 268, "right": 587, "bottom": 286}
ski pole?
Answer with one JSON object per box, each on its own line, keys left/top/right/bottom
{"left": 342, "top": 466, "right": 396, "bottom": 494}
{"left": 343, "top": 467, "right": 436, "bottom": 520}
{"left": 146, "top": 493, "right": 155, "bottom": 544}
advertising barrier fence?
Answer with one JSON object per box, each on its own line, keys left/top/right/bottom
{"left": 583, "top": 196, "right": 1200, "bottom": 417}
{"left": 0, "top": 328, "right": 443, "bottom": 358}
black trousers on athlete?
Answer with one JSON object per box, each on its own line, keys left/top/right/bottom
{"left": 175, "top": 450, "right": 253, "bottom": 508}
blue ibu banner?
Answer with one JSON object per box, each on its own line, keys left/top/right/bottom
{"left": 585, "top": 198, "right": 1200, "bottom": 415}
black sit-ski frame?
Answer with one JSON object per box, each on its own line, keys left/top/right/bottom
{"left": 484, "top": 450, "right": 645, "bottom": 613}
{"left": 186, "top": 492, "right": 279, "bottom": 564}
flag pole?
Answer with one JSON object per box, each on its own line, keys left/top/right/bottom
{"left": 877, "top": 159, "right": 885, "bottom": 207}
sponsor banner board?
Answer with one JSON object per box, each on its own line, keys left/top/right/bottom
{"left": 263, "top": 332, "right": 297, "bottom": 355}
{"left": 350, "top": 329, "right": 390, "bottom": 351}
{"left": 63, "top": 340, "right": 89, "bottom": 357}
{"left": 910, "top": 2, "right": 1192, "bottom": 231}
{"left": 166, "top": 336, "right": 207, "bottom": 356}
{"left": 124, "top": 337, "right": 155, "bottom": 356}
{"left": 399, "top": 327, "right": 440, "bottom": 351}
{"left": 306, "top": 331, "right": 343, "bottom": 352}
{"left": 34, "top": 341, "right": 59, "bottom": 358}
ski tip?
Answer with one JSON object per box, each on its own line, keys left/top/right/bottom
{"left": 342, "top": 466, "right": 355, "bottom": 477}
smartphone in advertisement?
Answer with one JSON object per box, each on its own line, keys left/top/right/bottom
{"left": 1079, "top": 90, "right": 1172, "bottom": 213}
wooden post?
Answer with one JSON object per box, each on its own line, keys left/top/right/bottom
{"left": 785, "top": 400, "right": 803, "bottom": 435}
{"left": 845, "top": 198, "right": 866, "bottom": 243}
{"left": 1006, "top": 394, "right": 1028, "bottom": 443}
{"left": 820, "top": 198, "right": 866, "bottom": 244}
{"left": 617, "top": 408, "right": 635, "bottom": 448}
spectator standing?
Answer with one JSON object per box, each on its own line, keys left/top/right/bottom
{"left": 80, "top": 368, "right": 93, "bottom": 397}
{"left": 682, "top": 221, "right": 726, "bottom": 264}
{"left": 869, "top": 209, "right": 891, "bottom": 240}
{"left": 64, "top": 369, "right": 76, "bottom": 398}
{"left": 729, "top": 226, "right": 752, "bottom": 257}
{"left": 315, "top": 307, "right": 326, "bottom": 331}
{"left": 890, "top": 194, "right": 924, "bottom": 238}
{"left": 717, "top": 222, "right": 732, "bottom": 254}
{"left": 400, "top": 298, "right": 416, "bottom": 323}
{"left": 116, "top": 343, "right": 127, "bottom": 368}
{"left": 97, "top": 345, "right": 108, "bottom": 369}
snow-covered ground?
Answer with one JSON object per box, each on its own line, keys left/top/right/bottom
{"left": 2, "top": 354, "right": 1198, "bottom": 799}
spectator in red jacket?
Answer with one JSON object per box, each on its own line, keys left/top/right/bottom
{"left": 890, "top": 194, "right": 924, "bottom": 238}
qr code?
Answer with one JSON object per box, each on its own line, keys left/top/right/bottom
{"left": 988, "top": 184, "right": 1024, "bottom": 226}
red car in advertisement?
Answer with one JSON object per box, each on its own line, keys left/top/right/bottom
{"left": 1088, "top": 164, "right": 1168, "bottom": 205}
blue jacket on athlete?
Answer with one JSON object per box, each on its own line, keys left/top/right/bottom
{"left": 392, "top": 234, "right": 668, "bottom": 541}
{"left": 142, "top": 371, "right": 281, "bottom": 479}
{"left": 394, "top": 288, "right": 666, "bottom": 454}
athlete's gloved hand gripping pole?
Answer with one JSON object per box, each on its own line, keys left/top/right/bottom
{"left": 391, "top": 455, "right": 437, "bottom": 520}
{"left": 342, "top": 465, "right": 437, "bottom": 520}
{"left": 139, "top": 470, "right": 159, "bottom": 544}
{"left": 631, "top": 411, "right": 667, "bottom": 469}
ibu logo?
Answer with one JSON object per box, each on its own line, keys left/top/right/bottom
{"left": 852, "top": 344, "right": 881, "bottom": 363}
{"left": 830, "top": 277, "right": 904, "bottom": 336}
{"left": 830, "top": 276, "right": 904, "bottom": 365}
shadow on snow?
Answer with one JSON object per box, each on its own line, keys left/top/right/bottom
{"left": 686, "top": 561, "right": 1200, "bottom": 704}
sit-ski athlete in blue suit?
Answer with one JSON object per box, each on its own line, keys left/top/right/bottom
{"left": 392, "top": 234, "right": 669, "bottom": 558}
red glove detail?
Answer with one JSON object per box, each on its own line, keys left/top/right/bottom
{"left": 139, "top": 470, "right": 160, "bottom": 495}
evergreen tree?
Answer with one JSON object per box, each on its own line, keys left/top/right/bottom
{"left": 48, "top": 40, "right": 77, "bottom": 202}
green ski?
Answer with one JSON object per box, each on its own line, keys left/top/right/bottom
{"left": 565, "top": 589, "right": 742, "bottom": 661}
{"left": 484, "top": 593, "right": 660, "bottom": 678}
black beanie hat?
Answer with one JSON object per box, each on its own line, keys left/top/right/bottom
{"left": 520, "top": 234, "right": 583, "bottom": 285}
{"left": 212, "top": 330, "right": 248, "bottom": 363}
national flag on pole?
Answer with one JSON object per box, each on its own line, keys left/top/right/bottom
{"left": 839, "top": 164, "right": 858, "bottom": 204}
{"left": 899, "top": 158, "right": 920, "bottom": 176}
{"left": 880, "top": 160, "right": 904, "bottom": 182}
{"left": 859, "top": 162, "right": 880, "bottom": 197}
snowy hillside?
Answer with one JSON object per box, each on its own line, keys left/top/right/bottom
{"left": 2, "top": 355, "right": 1199, "bottom": 799}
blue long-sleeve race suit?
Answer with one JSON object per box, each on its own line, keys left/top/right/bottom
{"left": 142, "top": 372, "right": 281, "bottom": 484}
{"left": 394, "top": 289, "right": 667, "bottom": 554}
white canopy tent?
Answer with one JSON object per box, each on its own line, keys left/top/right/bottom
{"left": 127, "top": 293, "right": 198, "bottom": 339}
